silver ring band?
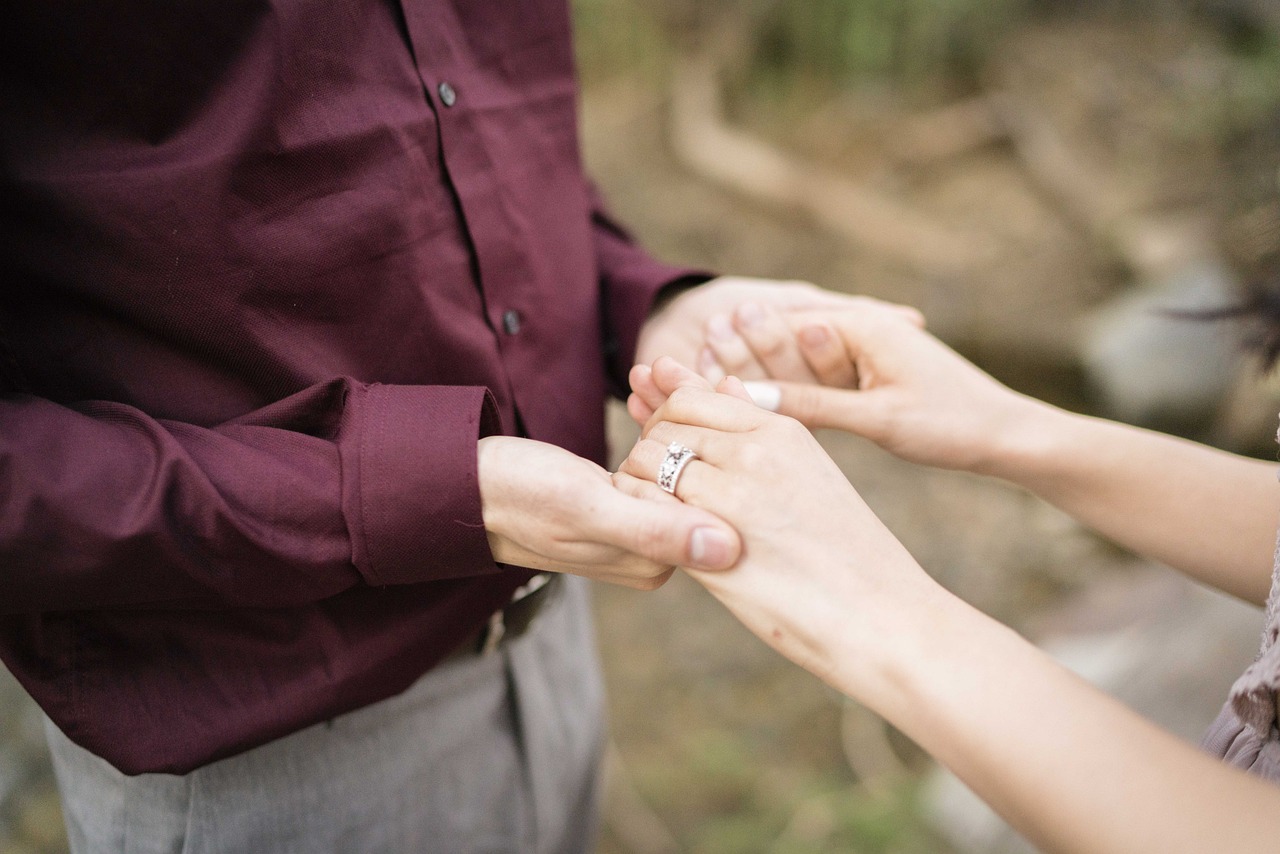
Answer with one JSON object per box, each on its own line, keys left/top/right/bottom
{"left": 657, "top": 441, "right": 697, "bottom": 495}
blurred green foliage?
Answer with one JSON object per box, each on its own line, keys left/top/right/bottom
{"left": 622, "top": 725, "right": 948, "bottom": 854}
{"left": 573, "top": 4, "right": 1280, "bottom": 853}
{"left": 748, "top": 0, "right": 1028, "bottom": 88}
{"left": 1218, "top": 16, "right": 1280, "bottom": 131}
{"left": 573, "top": 0, "right": 1280, "bottom": 113}
{"left": 573, "top": 0, "right": 1028, "bottom": 91}
{"left": 571, "top": 0, "right": 671, "bottom": 80}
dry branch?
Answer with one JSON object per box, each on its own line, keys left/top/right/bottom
{"left": 668, "top": 56, "right": 1000, "bottom": 277}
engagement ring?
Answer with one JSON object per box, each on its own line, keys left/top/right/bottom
{"left": 657, "top": 441, "right": 698, "bottom": 495}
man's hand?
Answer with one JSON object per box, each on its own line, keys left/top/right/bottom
{"left": 478, "top": 435, "right": 741, "bottom": 589}
{"left": 634, "top": 277, "right": 925, "bottom": 417}
{"left": 631, "top": 300, "right": 1033, "bottom": 476}
{"left": 636, "top": 276, "right": 842, "bottom": 384}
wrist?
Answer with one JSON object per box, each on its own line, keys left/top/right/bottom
{"left": 838, "top": 580, "right": 1001, "bottom": 728}
{"left": 477, "top": 435, "right": 518, "bottom": 542}
{"left": 818, "top": 556, "right": 959, "bottom": 706}
{"left": 968, "top": 393, "right": 1074, "bottom": 483}
{"left": 648, "top": 275, "right": 711, "bottom": 318}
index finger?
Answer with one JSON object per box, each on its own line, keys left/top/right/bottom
{"left": 732, "top": 302, "right": 819, "bottom": 383}
{"left": 787, "top": 301, "right": 923, "bottom": 359}
{"left": 643, "top": 384, "right": 772, "bottom": 438}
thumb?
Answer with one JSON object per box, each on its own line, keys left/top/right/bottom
{"left": 744, "top": 381, "right": 878, "bottom": 434}
{"left": 650, "top": 355, "right": 715, "bottom": 396}
{"left": 716, "top": 375, "right": 755, "bottom": 403}
{"left": 596, "top": 481, "right": 742, "bottom": 571}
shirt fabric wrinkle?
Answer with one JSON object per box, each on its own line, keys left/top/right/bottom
{"left": 0, "top": 0, "right": 706, "bottom": 774}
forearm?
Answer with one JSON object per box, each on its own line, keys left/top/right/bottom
{"left": 634, "top": 366, "right": 1280, "bottom": 850}
{"left": 980, "top": 398, "right": 1277, "bottom": 604}
{"left": 848, "top": 590, "right": 1280, "bottom": 854}
{"left": 761, "top": 305, "right": 1277, "bottom": 601}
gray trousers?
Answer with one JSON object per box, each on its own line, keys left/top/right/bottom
{"left": 44, "top": 577, "right": 606, "bottom": 854}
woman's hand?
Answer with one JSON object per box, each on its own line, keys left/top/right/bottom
{"left": 621, "top": 366, "right": 1280, "bottom": 854}
{"left": 617, "top": 370, "right": 941, "bottom": 691}
{"left": 632, "top": 300, "right": 1046, "bottom": 476}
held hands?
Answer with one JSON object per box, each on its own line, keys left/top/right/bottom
{"left": 635, "top": 275, "right": 859, "bottom": 387}
{"left": 617, "top": 365, "right": 938, "bottom": 688}
{"left": 477, "top": 282, "right": 911, "bottom": 591}
{"left": 483, "top": 286, "right": 1017, "bottom": 592}
{"left": 477, "top": 436, "right": 740, "bottom": 589}
{"left": 634, "top": 298, "right": 1040, "bottom": 476}
{"left": 632, "top": 281, "right": 922, "bottom": 414}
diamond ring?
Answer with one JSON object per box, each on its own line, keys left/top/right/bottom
{"left": 657, "top": 441, "right": 698, "bottom": 495}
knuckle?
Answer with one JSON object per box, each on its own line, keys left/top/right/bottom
{"left": 760, "top": 413, "right": 806, "bottom": 446}
{"left": 751, "top": 330, "right": 787, "bottom": 358}
{"left": 714, "top": 348, "right": 752, "bottom": 372}
{"left": 630, "top": 515, "right": 675, "bottom": 560}
{"left": 791, "top": 387, "right": 821, "bottom": 418}
{"left": 668, "top": 386, "right": 698, "bottom": 410}
{"left": 818, "top": 365, "right": 851, "bottom": 386}
{"left": 810, "top": 351, "right": 844, "bottom": 374}
{"left": 639, "top": 435, "right": 666, "bottom": 457}
{"left": 780, "top": 415, "right": 810, "bottom": 440}
{"left": 735, "top": 440, "right": 770, "bottom": 472}
{"left": 633, "top": 571, "right": 671, "bottom": 592}
{"left": 619, "top": 449, "right": 643, "bottom": 476}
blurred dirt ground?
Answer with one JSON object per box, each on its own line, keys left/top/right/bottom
{"left": 585, "top": 6, "right": 1280, "bottom": 854}
{"left": 4, "top": 6, "right": 1280, "bottom": 854}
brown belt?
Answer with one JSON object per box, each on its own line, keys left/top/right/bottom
{"left": 446, "top": 573, "right": 559, "bottom": 660}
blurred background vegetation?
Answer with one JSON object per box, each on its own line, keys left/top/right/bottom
{"left": 4, "top": 2, "right": 1280, "bottom": 853}
{"left": 575, "top": 1, "right": 1280, "bottom": 853}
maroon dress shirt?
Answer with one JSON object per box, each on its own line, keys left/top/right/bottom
{"left": 0, "top": 0, "right": 702, "bottom": 774}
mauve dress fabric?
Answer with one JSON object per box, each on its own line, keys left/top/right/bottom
{"left": 1202, "top": 530, "right": 1280, "bottom": 780}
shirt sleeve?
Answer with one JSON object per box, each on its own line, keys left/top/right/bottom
{"left": 589, "top": 184, "right": 714, "bottom": 395}
{"left": 0, "top": 377, "right": 504, "bottom": 615}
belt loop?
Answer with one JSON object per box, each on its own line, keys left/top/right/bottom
{"left": 479, "top": 610, "right": 506, "bottom": 656}
{"left": 468, "top": 573, "right": 556, "bottom": 658}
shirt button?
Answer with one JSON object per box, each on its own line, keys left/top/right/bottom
{"left": 438, "top": 82, "right": 457, "bottom": 107}
{"left": 502, "top": 310, "right": 522, "bottom": 335}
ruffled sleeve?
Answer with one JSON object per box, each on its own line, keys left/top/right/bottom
{"left": 1201, "top": 527, "right": 1280, "bottom": 781}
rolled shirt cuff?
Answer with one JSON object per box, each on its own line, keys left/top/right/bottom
{"left": 342, "top": 382, "right": 504, "bottom": 586}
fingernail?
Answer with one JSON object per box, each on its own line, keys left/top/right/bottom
{"left": 799, "top": 324, "right": 829, "bottom": 347}
{"left": 735, "top": 302, "right": 765, "bottom": 328}
{"left": 707, "top": 314, "right": 736, "bottom": 342}
{"left": 742, "top": 381, "right": 781, "bottom": 411}
{"left": 698, "top": 347, "right": 726, "bottom": 383}
{"left": 690, "top": 527, "right": 735, "bottom": 569}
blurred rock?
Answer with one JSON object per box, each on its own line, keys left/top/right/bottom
{"left": 1080, "top": 257, "right": 1247, "bottom": 433}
